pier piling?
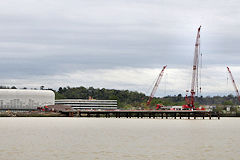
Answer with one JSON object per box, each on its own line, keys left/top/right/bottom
{"left": 61, "top": 110, "right": 220, "bottom": 120}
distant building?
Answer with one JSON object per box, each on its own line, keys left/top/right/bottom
{"left": 203, "top": 105, "right": 215, "bottom": 111}
{"left": 0, "top": 89, "right": 55, "bottom": 110}
{"left": 225, "top": 105, "right": 231, "bottom": 112}
{"left": 55, "top": 99, "right": 118, "bottom": 110}
{"left": 172, "top": 106, "right": 183, "bottom": 110}
{"left": 159, "top": 106, "right": 183, "bottom": 110}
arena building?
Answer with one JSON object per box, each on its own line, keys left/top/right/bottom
{"left": 0, "top": 89, "right": 55, "bottom": 110}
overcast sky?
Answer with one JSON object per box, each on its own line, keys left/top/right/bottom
{"left": 0, "top": 0, "right": 240, "bottom": 97}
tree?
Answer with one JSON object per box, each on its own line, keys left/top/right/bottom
{"left": 177, "top": 94, "right": 183, "bottom": 101}
{"left": 223, "top": 100, "right": 233, "bottom": 106}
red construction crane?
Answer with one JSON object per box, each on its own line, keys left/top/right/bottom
{"left": 147, "top": 65, "right": 167, "bottom": 106}
{"left": 184, "top": 26, "right": 201, "bottom": 109}
{"left": 227, "top": 67, "right": 240, "bottom": 103}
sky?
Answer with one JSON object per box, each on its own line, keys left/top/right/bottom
{"left": 0, "top": 0, "right": 240, "bottom": 97}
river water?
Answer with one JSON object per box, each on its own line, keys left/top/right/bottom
{"left": 0, "top": 117, "right": 239, "bottom": 160}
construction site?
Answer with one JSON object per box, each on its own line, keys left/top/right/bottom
{"left": 52, "top": 26, "right": 240, "bottom": 118}
{"left": 1, "top": 26, "right": 240, "bottom": 119}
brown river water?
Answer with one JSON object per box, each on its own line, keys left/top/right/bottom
{"left": 0, "top": 117, "right": 239, "bottom": 160}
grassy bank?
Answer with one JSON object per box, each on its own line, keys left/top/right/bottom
{"left": 0, "top": 111, "right": 66, "bottom": 117}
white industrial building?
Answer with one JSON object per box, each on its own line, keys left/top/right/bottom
{"left": 0, "top": 89, "right": 55, "bottom": 110}
{"left": 55, "top": 99, "right": 118, "bottom": 110}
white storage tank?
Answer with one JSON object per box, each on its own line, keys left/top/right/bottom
{"left": 0, "top": 89, "right": 55, "bottom": 110}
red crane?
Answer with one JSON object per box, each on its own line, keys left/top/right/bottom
{"left": 184, "top": 26, "right": 201, "bottom": 109}
{"left": 147, "top": 65, "right": 167, "bottom": 105}
{"left": 227, "top": 67, "right": 240, "bottom": 103}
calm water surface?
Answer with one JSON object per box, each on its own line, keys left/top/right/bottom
{"left": 0, "top": 117, "right": 239, "bottom": 160}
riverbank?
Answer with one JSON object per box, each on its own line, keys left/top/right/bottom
{"left": 0, "top": 111, "right": 65, "bottom": 117}
{"left": 0, "top": 110, "right": 239, "bottom": 117}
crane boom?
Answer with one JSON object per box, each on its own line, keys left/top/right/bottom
{"left": 147, "top": 65, "right": 167, "bottom": 105}
{"left": 227, "top": 67, "right": 240, "bottom": 103}
{"left": 191, "top": 26, "right": 201, "bottom": 94}
{"left": 185, "top": 26, "right": 201, "bottom": 109}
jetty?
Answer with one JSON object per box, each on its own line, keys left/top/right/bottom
{"left": 60, "top": 110, "right": 220, "bottom": 119}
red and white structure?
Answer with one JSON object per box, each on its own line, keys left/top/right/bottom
{"left": 227, "top": 66, "right": 240, "bottom": 103}
{"left": 147, "top": 65, "right": 167, "bottom": 106}
{"left": 184, "top": 26, "right": 201, "bottom": 109}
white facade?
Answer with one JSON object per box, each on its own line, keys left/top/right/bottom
{"left": 0, "top": 89, "right": 55, "bottom": 110}
{"left": 55, "top": 99, "right": 118, "bottom": 110}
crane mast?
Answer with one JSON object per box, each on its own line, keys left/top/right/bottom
{"left": 147, "top": 65, "right": 167, "bottom": 105}
{"left": 186, "top": 26, "right": 201, "bottom": 108}
{"left": 227, "top": 67, "right": 240, "bottom": 103}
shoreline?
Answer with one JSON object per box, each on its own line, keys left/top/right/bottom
{"left": 0, "top": 111, "right": 65, "bottom": 117}
{"left": 0, "top": 111, "right": 239, "bottom": 118}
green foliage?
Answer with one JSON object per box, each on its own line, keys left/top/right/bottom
{"left": 55, "top": 86, "right": 147, "bottom": 109}
{"left": 213, "top": 105, "right": 224, "bottom": 113}
{"left": 0, "top": 86, "right": 17, "bottom": 89}
{"left": 54, "top": 86, "right": 240, "bottom": 109}
{"left": 223, "top": 100, "right": 234, "bottom": 106}
{"left": 55, "top": 92, "right": 66, "bottom": 99}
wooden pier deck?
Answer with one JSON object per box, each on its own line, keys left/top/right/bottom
{"left": 61, "top": 110, "right": 220, "bottom": 119}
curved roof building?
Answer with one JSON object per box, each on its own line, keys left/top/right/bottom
{"left": 0, "top": 89, "right": 55, "bottom": 110}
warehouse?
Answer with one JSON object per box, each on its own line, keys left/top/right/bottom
{"left": 55, "top": 99, "right": 117, "bottom": 110}
{"left": 0, "top": 89, "right": 55, "bottom": 110}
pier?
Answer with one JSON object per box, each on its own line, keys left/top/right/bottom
{"left": 61, "top": 110, "right": 220, "bottom": 119}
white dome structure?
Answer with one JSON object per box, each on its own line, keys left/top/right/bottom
{"left": 0, "top": 89, "right": 55, "bottom": 110}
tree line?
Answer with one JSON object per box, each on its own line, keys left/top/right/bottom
{"left": 55, "top": 86, "right": 240, "bottom": 109}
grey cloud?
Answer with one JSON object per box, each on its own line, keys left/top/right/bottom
{"left": 0, "top": 0, "right": 240, "bottom": 95}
